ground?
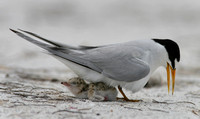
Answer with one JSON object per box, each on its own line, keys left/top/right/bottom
{"left": 0, "top": 66, "right": 199, "bottom": 119}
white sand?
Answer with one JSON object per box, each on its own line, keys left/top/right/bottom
{"left": 0, "top": 0, "right": 200, "bottom": 118}
{"left": 0, "top": 67, "right": 199, "bottom": 119}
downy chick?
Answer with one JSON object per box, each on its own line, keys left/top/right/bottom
{"left": 88, "top": 82, "right": 118, "bottom": 101}
{"left": 61, "top": 77, "right": 118, "bottom": 101}
{"left": 61, "top": 77, "right": 88, "bottom": 99}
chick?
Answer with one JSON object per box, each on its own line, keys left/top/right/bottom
{"left": 88, "top": 82, "right": 118, "bottom": 101}
{"left": 61, "top": 77, "right": 89, "bottom": 99}
{"left": 61, "top": 77, "right": 118, "bottom": 101}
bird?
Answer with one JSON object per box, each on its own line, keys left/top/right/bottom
{"left": 88, "top": 81, "right": 118, "bottom": 101}
{"left": 61, "top": 77, "right": 89, "bottom": 99}
{"left": 10, "top": 29, "right": 180, "bottom": 102}
{"left": 61, "top": 77, "right": 118, "bottom": 101}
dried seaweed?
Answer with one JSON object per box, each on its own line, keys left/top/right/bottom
{"left": 152, "top": 99, "right": 196, "bottom": 106}
{"left": 52, "top": 109, "right": 88, "bottom": 114}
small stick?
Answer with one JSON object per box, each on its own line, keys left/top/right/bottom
{"left": 52, "top": 109, "right": 88, "bottom": 114}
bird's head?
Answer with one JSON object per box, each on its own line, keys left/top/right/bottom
{"left": 61, "top": 77, "right": 87, "bottom": 95}
{"left": 153, "top": 39, "right": 180, "bottom": 95}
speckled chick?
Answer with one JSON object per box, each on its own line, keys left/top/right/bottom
{"left": 61, "top": 77, "right": 89, "bottom": 99}
{"left": 61, "top": 77, "right": 118, "bottom": 101}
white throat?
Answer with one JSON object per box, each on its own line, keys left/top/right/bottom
{"left": 148, "top": 40, "right": 169, "bottom": 73}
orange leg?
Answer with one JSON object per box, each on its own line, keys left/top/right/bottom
{"left": 117, "top": 85, "right": 141, "bottom": 102}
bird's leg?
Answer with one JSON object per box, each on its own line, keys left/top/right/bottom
{"left": 117, "top": 85, "right": 140, "bottom": 102}
{"left": 117, "top": 85, "right": 129, "bottom": 100}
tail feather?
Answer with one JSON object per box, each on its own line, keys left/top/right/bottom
{"left": 10, "top": 29, "right": 51, "bottom": 51}
{"left": 17, "top": 29, "right": 99, "bottom": 50}
{"left": 10, "top": 29, "right": 101, "bottom": 73}
{"left": 18, "top": 29, "right": 74, "bottom": 48}
{"left": 10, "top": 29, "right": 73, "bottom": 54}
{"left": 18, "top": 29, "right": 63, "bottom": 47}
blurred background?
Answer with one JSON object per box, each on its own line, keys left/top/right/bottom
{"left": 0, "top": 0, "right": 200, "bottom": 77}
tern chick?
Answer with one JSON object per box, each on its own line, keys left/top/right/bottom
{"left": 61, "top": 77, "right": 118, "bottom": 101}
{"left": 61, "top": 77, "right": 88, "bottom": 99}
{"left": 88, "top": 82, "right": 118, "bottom": 101}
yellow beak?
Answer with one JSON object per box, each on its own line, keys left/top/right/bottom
{"left": 167, "top": 63, "right": 176, "bottom": 95}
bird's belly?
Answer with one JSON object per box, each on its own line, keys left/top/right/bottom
{"left": 55, "top": 56, "right": 105, "bottom": 82}
{"left": 123, "top": 74, "right": 151, "bottom": 93}
{"left": 55, "top": 56, "right": 151, "bottom": 93}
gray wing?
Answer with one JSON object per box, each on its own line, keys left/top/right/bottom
{"left": 101, "top": 57, "right": 150, "bottom": 82}
{"left": 11, "top": 29, "right": 150, "bottom": 82}
{"left": 80, "top": 46, "right": 150, "bottom": 82}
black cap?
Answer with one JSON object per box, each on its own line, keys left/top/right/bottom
{"left": 152, "top": 39, "right": 180, "bottom": 69}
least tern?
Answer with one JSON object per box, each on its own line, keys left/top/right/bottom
{"left": 61, "top": 77, "right": 118, "bottom": 101}
{"left": 10, "top": 29, "right": 180, "bottom": 102}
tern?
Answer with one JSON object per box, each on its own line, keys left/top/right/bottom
{"left": 10, "top": 29, "right": 180, "bottom": 102}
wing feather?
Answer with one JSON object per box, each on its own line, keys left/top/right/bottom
{"left": 80, "top": 46, "right": 150, "bottom": 82}
{"left": 11, "top": 29, "right": 150, "bottom": 82}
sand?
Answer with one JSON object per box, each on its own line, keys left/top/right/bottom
{"left": 0, "top": 67, "right": 199, "bottom": 119}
